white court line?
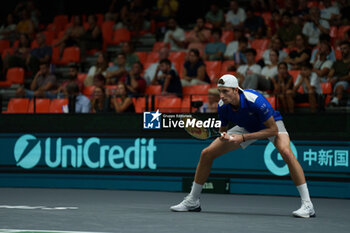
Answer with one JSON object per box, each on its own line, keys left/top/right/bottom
{"left": 0, "top": 205, "right": 78, "bottom": 210}
{"left": 0, "top": 229, "right": 108, "bottom": 233}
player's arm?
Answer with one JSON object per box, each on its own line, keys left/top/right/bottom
{"left": 243, "top": 116, "right": 278, "bottom": 141}
{"left": 224, "top": 116, "right": 278, "bottom": 143}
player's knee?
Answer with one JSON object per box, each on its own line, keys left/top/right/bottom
{"left": 200, "top": 148, "right": 214, "bottom": 162}
{"left": 280, "top": 147, "right": 295, "bottom": 164}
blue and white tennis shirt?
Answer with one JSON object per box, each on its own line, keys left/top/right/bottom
{"left": 218, "top": 89, "right": 282, "bottom": 132}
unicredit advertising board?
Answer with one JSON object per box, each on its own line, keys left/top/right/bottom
{"left": 0, "top": 134, "right": 349, "bottom": 198}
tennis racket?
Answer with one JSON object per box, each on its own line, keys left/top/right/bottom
{"left": 183, "top": 116, "right": 231, "bottom": 140}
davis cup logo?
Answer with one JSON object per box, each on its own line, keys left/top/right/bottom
{"left": 14, "top": 134, "right": 41, "bottom": 169}
{"left": 264, "top": 141, "right": 298, "bottom": 176}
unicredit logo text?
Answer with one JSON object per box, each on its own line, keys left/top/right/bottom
{"left": 14, "top": 134, "right": 157, "bottom": 170}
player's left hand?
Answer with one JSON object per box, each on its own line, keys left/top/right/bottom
{"left": 228, "top": 134, "right": 244, "bottom": 144}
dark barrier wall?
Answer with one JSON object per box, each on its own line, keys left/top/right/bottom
{"left": 0, "top": 113, "right": 349, "bottom": 198}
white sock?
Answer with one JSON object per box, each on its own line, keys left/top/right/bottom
{"left": 297, "top": 183, "right": 311, "bottom": 202}
{"left": 189, "top": 182, "right": 203, "bottom": 199}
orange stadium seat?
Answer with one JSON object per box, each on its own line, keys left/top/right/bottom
{"left": 136, "top": 51, "right": 148, "bottom": 65}
{"left": 82, "top": 86, "right": 96, "bottom": 97}
{"left": 152, "top": 41, "right": 168, "bottom": 51}
{"left": 28, "top": 98, "right": 51, "bottom": 113}
{"left": 146, "top": 52, "right": 160, "bottom": 64}
{"left": 61, "top": 46, "right": 80, "bottom": 64}
{"left": 2, "top": 48, "right": 14, "bottom": 59}
{"left": 289, "top": 70, "right": 300, "bottom": 83}
{"left": 169, "top": 51, "right": 186, "bottom": 72}
{"left": 0, "top": 40, "right": 10, "bottom": 53}
{"left": 133, "top": 97, "right": 153, "bottom": 113}
{"left": 250, "top": 39, "right": 270, "bottom": 51}
{"left": 221, "top": 30, "right": 234, "bottom": 44}
{"left": 182, "top": 84, "right": 211, "bottom": 95}
{"left": 53, "top": 15, "right": 69, "bottom": 32}
{"left": 49, "top": 99, "right": 68, "bottom": 113}
{"left": 155, "top": 96, "right": 182, "bottom": 113}
{"left": 145, "top": 85, "right": 162, "bottom": 95}
{"left": 101, "top": 21, "right": 114, "bottom": 48}
{"left": 0, "top": 67, "right": 25, "bottom": 87}
{"left": 5, "top": 98, "right": 30, "bottom": 113}
{"left": 77, "top": 73, "right": 87, "bottom": 83}
{"left": 265, "top": 96, "right": 276, "bottom": 110}
{"left": 205, "top": 61, "right": 221, "bottom": 83}
{"left": 112, "top": 28, "right": 131, "bottom": 45}
{"left": 221, "top": 61, "right": 235, "bottom": 73}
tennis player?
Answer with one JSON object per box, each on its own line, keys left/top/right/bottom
{"left": 170, "top": 74, "right": 316, "bottom": 218}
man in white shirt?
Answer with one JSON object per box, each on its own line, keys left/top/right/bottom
{"left": 225, "top": 0, "right": 246, "bottom": 29}
{"left": 144, "top": 47, "right": 177, "bottom": 84}
{"left": 236, "top": 48, "right": 261, "bottom": 85}
{"left": 163, "top": 17, "right": 185, "bottom": 51}
{"left": 262, "top": 37, "right": 288, "bottom": 65}
{"left": 286, "top": 62, "right": 322, "bottom": 113}
{"left": 321, "top": 0, "right": 340, "bottom": 21}
{"left": 312, "top": 41, "right": 333, "bottom": 82}
{"left": 302, "top": 7, "right": 330, "bottom": 46}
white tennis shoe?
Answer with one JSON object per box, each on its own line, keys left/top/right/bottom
{"left": 170, "top": 195, "right": 201, "bottom": 212}
{"left": 293, "top": 200, "right": 316, "bottom": 218}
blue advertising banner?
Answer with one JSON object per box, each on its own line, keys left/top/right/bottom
{"left": 0, "top": 134, "right": 349, "bottom": 198}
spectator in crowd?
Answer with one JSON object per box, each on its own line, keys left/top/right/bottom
{"left": 302, "top": 7, "right": 330, "bottom": 46}
{"left": 64, "top": 81, "right": 91, "bottom": 113}
{"left": 121, "top": 41, "right": 139, "bottom": 69}
{"left": 3, "top": 33, "right": 31, "bottom": 71}
{"left": 53, "top": 15, "right": 85, "bottom": 58}
{"left": 262, "top": 37, "right": 288, "bottom": 66}
{"left": 200, "top": 88, "right": 220, "bottom": 113}
{"left": 26, "top": 0, "right": 40, "bottom": 29}
{"left": 272, "top": 62, "right": 294, "bottom": 113}
{"left": 205, "top": 3, "right": 224, "bottom": 28}
{"left": 157, "top": 0, "right": 179, "bottom": 20}
{"left": 277, "top": 12, "right": 302, "bottom": 48}
{"left": 85, "top": 52, "right": 109, "bottom": 86}
{"left": 55, "top": 63, "right": 84, "bottom": 98}
{"left": 163, "top": 17, "right": 185, "bottom": 51}
{"left": 181, "top": 48, "right": 211, "bottom": 86}
{"left": 91, "top": 86, "right": 113, "bottom": 113}
{"left": 243, "top": 49, "right": 279, "bottom": 92}
{"left": 232, "top": 37, "right": 249, "bottom": 67}
{"left": 185, "top": 17, "right": 211, "bottom": 44}
{"left": 106, "top": 52, "right": 129, "bottom": 84}
{"left": 328, "top": 41, "right": 350, "bottom": 106}
{"left": 204, "top": 28, "right": 226, "bottom": 61}
{"left": 225, "top": 0, "right": 246, "bottom": 30}
{"left": 16, "top": 9, "right": 35, "bottom": 39}
{"left": 80, "top": 14, "right": 102, "bottom": 59}
{"left": 0, "top": 13, "right": 17, "bottom": 43}
{"left": 321, "top": 0, "right": 340, "bottom": 24}
{"left": 284, "top": 34, "right": 311, "bottom": 70}
{"left": 111, "top": 82, "right": 135, "bottom": 113}
{"left": 123, "top": 0, "right": 151, "bottom": 39}
{"left": 243, "top": 7, "right": 266, "bottom": 39}
{"left": 310, "top": 34, "right": 336, "bottom": 63}
{"left": 151, "top": 58, "right": 182, "bottom": 96}
{"left": 16, "top": 62, "right": 57, "bottom": 98}
{"left": 28, "top": 32, "right": 52, "bottom": 76}
{"left": 92, "top": 74, "right": 106, "bottom": 89}
{"left": 236, "top": 48, "right": 261, "bottom": 85}
{"left": 105, "top": 0, "right": 125, "bottom": 22}
{"left": 121, "top": 61, "right": 146, "bottom": 96}
{"left": 144, "top": 47, "right": 177, "bottom": 84}
{"left": 267, "top": 10, "right": 282, "bottom": 38}
{"left": 286, "top": 62, "right": 323, "bottom": 113}
{"left": 224, "top": 27, "right": 245, "bottom": 60}
{"left": 312, "top": 41, "right": 333, "bottom": 82}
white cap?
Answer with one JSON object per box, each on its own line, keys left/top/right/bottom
{"left": 217, "top": 74, "right": 243, "bottom": 91}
